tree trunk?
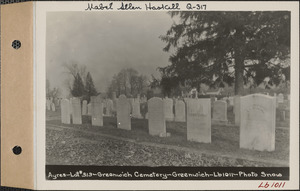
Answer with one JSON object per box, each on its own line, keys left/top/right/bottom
{"left": 234, "top": 56, "right": 245, "bottom": 96}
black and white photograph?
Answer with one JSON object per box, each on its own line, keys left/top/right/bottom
{"left": 44, "top": 4, "right": 293, "bottom": 184}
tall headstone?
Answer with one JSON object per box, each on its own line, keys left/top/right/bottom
{"left": 186, "top": 98, "right": 211, "bottom": 143}
{"left": 132, "top": 99, "right": 142, "bottom": 118}
{"left": 91, "top": 96, "right": 103, "bottom": 126}
{"left": 148, "top": 97, "right": 166, "bottom": 136}
{"left": 82, "top": 100, "right": 88, "bottom": 115}
{"left": 61, "top": 99, "right": 70, "bottom": 124}
{"left": 174, "top": 100, "right": 186, "bottom": 122}
{"left": 163, "top": 98, "right": 174, "bottom": 121}
{"left": 117, "top": 95, "right": 131, "bottom": 130}
{"left": 71, "top": 97, "right": 82, "bottom": 124}
{"left": 212, "top": 100, "right": 228, "bottom": 125}
{"left": 240, "top": 94, "right": 276, "bottom": 151}
{"left": 87, "top": 103, "right": 92, "bottom": 116}
{"left": 234, "top": 96, "right": 241, "bottom": 126}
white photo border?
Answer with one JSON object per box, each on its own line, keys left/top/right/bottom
{"left": 35, "top": 1, "right": 299, "bottom": 190}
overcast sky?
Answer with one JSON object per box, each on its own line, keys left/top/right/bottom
{"left": 46, "top": 11, "right": 174, "bottom": 97}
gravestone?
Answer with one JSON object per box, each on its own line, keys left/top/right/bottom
{"left": 71, "top": 97, "right": 82, "bottom": 124}
{"left": 82, "top": 100, "right": 87, "bottom": 115}
{"left": 240, "top": 94, "right": 276, "bottom": 151}
{"left": 106, "top": 99, "right": 113, "bottom": 116}
{"left": 87, "top": 103, "right": 92, "bottom": 116}
{"left": 164, "top": 98, "right": 174, "bottom": 121}
{"left": 61, "top": 99, "right": 70, "bottom": 124}
{"left": 186, "top": 98, "right": 211, "bottom": 143}
{"left": 278, "top": 93, "right": 284, "bottom": 103}
{"left": 212, "top": 100, "right": 228, "bottom": 125}
{"left": 234, "top": 96, "right": 241, "bottom": 126}
{"left": 117, "top": 95, "right": 131, "bottom": 130}
{"left": 148, "top": 97, "right": 166, "bottom": 136}
{"left": 174, "top": 100, "right": 186, "bottom": 122}
{"left": 91, "top": 96, "right": 103, "bottom": 126}
{"left": 51, "top": 102, "right": 56, "bottom": 112}
{"left": 132, "top": 99, "right": 142, "bottom": 118}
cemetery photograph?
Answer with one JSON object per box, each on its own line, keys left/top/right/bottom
{"left": 45, "top": 11, "right": 290, "bottom": 169}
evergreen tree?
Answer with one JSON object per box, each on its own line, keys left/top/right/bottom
{"left": 71, "top": 73, "right": 85, "bottom": 97}
{"left": 85, "top": 72, "right": 98, "bottom": 98}
{"left": 160, "top": 11, "right": 290, "bottom": 95}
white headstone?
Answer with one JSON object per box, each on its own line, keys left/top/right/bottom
{"left": 174, "top": 100, "right": 186, "bottom": 122}
{"left": 240, "top": 94, "right": 276, "bottom": 151}
{"left": 148, "top": 97, "right": 166, "bottom": 136}
{"left": 163, "top": 98, "right": 174, "bottom": 121}
{"left": 71, "top": 97, "right": 82, "bottom": 124}
{"left": 132, "top": 99, "right": 142, "bottom": 118}
{"left": 82, "top": 100, "right": 87, "bottom": 115}
{"left": 117, "top": 95, "right": 131, "bottom": 130}
{"left": 61, "top": 99, "right": 70, "bottom": 124}
{"left": 186, "top": 98, "right": 211, "bottom": 143}
{"left": 212, "top": 100, "right": 228, "bottom": 125}
{"left": 91, "top": 96, "right": 103, "bottom": 126}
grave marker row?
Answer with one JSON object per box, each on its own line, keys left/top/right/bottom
{"left": 59, "top": 94, "right": 276, "bottom": 152}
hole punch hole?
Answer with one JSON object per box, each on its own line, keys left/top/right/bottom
{"left": 12, "top": 145, "right": 22, "bottom": 155}
{"left": 12, "top": 40, "right": 21, "bottom": 49}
